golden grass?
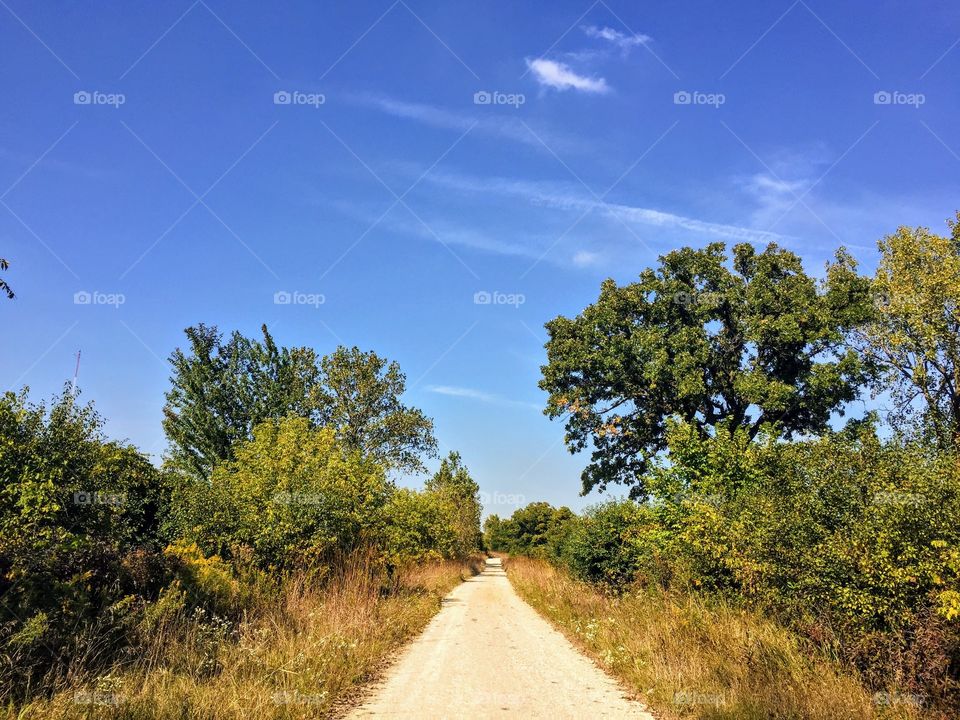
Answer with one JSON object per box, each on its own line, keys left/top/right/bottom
{"left": 506, "top": 556, "right": 933, "bottom": 720}
{"left": 8, "top": 556, "right": 484, "bottom": 720}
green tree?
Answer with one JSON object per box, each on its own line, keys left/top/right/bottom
{"left": 173, "top": 416, "right": 390, "bottom": 569}
{"left": 491, "top": 502, "right": 573, "bottom": 556}
{"left": 163, "top": 324, "right": 320, "bottom": 480}
{"left": 483, "top": 514, "right": 509, "bottom": 551}
{"left": 312, "top": 346, "right": 437, "bottom": 474}
{"left": 860, "top": 213, "right": 960, "bottom": 446}
{"left": 540, "top": 242, "right": 874, "bottom": 496}
{"left": 0, "top": 257, "right": 12, "bottom": 299}
{"left": 424, "top": 451, "right": 480, "bottom": 557}
{"left": 384, "top": 488, "right": 457, "bottom": 562}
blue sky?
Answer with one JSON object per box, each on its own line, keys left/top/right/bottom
{"left": 2, "top": 0, "right": 959, "bottom": 514}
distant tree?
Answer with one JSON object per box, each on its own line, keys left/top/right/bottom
{"left": 860, "top": 213, "right": 960, "bottom": 446}
{"left": 540, "top": 242, "right": 874, "bottom": 497}
{"left": 312, "top": 346, "right": 437, "bottom": 474}
{"left": 483, "top": 514, "right": 509, "bottom": 551}
{"left": 163, "top": 326, "right": 437, "bottom": 481}
{"left": 424, "top": 451, "right": 481, "bottom": 557}
{"left": 1, "top": 258, "right": 13, "bottom": 299}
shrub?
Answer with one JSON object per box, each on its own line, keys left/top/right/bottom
{"left": 383, "top": 488, "right": 457, "bottom": 562}
{"left": 0, "top": 388, "right": 171, "bottom": 695}
{"left": 172, "top": 416, "right": 392, "bottom": 571}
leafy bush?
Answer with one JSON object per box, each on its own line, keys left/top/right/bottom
{"left": 383, "top": 488, "right": 457, "bottom": 562}
{"left": 0, "top": 389, "right": 171, "bottom": 695}
{"left": 172, "top": 416, "right": 392, "bottom": 571}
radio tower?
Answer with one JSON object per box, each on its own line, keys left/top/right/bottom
{"left": 72, "top": 350, "right": 81, "bottom": 397}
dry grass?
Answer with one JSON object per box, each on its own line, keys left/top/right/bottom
{"left": 506, "top": 556, "right": 933, "bottom": 720}
{"left": 8, "top": 556, "right": 484, "bottom": 720}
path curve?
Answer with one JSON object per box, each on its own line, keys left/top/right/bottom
{"left": 348, "top": 557, "right": 655, "bottom": 719}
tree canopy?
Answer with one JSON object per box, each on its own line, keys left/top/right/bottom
{"left": 163, "top": 325, "right": 436, "bottom": 480}
{"left": 540, "top": 242, "right": 874, "bottom": 496}
{"left": 313, "top": 346, "right": 437, "bottom": 474}
{"left": 162, "top": 324, "right": 320, "bottom": 480}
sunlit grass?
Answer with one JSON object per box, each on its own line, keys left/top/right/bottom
{"left": 8, "top": 556, "right": 484, "bottom": 720}
{"left": 506, "top": 556, "right": 932, "bottom": 720}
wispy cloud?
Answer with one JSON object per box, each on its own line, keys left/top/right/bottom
{"left": 526, "top": 58, "right": 609, "bottom": 94}
{"left": 423, "top": 169, "right": 789, "bottom": 244}
{"left": 350, "top": 93, "right": 587, "bottom": 154}
{"left": 572, "top": 249, "right": 601, "bottom": 267}
{"left": 582, "top": 25, "right": 652, "bottom": 55}
{"left": 427, "top": 385, "right": 541, "bottom": 410}
{"left": 321, "top": 197, "right": 543, "bottom": 260}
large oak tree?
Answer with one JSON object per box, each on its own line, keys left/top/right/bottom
{"left": 540, "top": 242, "right": 874, "bottom": 497}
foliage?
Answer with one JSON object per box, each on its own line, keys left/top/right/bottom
{"left": 383, "top": 488, "right": 457, "bottom": 562}
{"left": 505, "top": 424, "right": 960, "bottom": 708}
{"left": 0, "top": 388, "right": 171, "bottom": 694}
{"left": 484, "top": 502, "right": 574, "bottom": 558}
{"left": 540, "top": 242, "right": 874, "bottom": 496}
{"left": 172, "top": 416, "right": 392, "bottom": 570}
{"left": 424, "top": 451, "right": 481, "bottom": 558}
{"left": 162, "top": 324, "right": 321, "bottom": 481}
{"left": 313, "top": 346, "right": 437, "bottom": 474}
{"left": 0, "top": 257, "right": 12, "bottom": 299}
{"left": 163, "top": 326, "right": 437, "bottom": 481}
{"left": 860, "top": 213, "right": 960, "bottom": 446}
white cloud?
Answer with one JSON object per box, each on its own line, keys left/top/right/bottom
{"left": 350, "top": 94, "right": 588, "bottom": 155}
{"left": 582, "top": 25, "right": 652, "bottom": 54}
{"left": 427, "top": 385, "right": 540, "bottom": 410}
{"left": 423, "top": 169, "right": 788, "bottom": 245}
{"left": 572, "top": 250, "right": 601, "bottom": 267}
{"left": 526, "top": 58, "right": 609, "bottom": 94}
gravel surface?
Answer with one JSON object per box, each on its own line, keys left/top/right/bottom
{"left": 348, "top": 557, "right": 655, "bottom": 719}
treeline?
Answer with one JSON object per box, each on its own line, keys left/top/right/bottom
{"left": 0, "top": 326, "right": 481, "bottom": 702}
{"left": 488, "top": 215, "right": 960, "bottom": 713}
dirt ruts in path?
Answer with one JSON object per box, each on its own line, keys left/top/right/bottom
{"left": 347, "top": 557, "right": 655, "bottom": 719}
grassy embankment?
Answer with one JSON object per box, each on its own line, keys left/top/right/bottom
{"left": 7, "top": 556, "right": 484, "bottom": 720}
{"left": 506, "top": 556, "right": 931, "bottom": 720}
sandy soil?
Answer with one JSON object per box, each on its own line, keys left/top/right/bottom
{"left": 347, "top": 557, "right": 655, "bottom": 719}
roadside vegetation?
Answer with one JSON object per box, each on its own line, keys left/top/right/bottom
{"left": 1, "top": 328, "right": 483, "bottom": 718}
{"left": 489, "top": 215, "right": 960, "bottom": 719}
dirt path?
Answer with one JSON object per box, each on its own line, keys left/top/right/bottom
{"left": 348, "top": 557, "right": 655, "bottom": 719}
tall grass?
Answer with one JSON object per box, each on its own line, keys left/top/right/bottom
{"left": 7, "top": 555, "right": 484, "bottom": 720}
{"left": 506, "top": 556, "right": 933, "bottom": 720}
